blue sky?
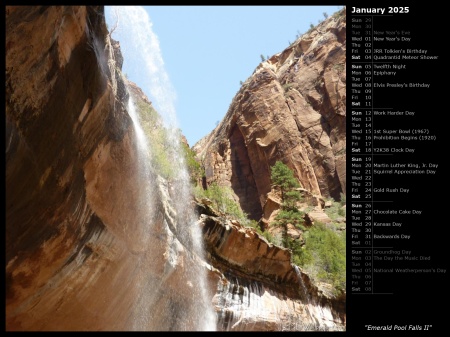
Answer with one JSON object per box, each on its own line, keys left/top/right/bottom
{"left": 105, "top": 6, "right": 342, "bottom": 147}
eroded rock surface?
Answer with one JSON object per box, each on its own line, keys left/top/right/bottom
{"left": 6, "top": 6, "right": 210, "bottom": 331}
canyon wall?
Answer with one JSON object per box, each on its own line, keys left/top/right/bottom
{"left": 194, "top": 9, "right": 346, "bottom": 223}
{"left": 6, "top": 6, "right": 211, "bottom": 330}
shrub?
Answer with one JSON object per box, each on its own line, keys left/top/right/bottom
{"left": 131, "top": 97, "right": 176, "bottom": 179}
{"left": 181, "top": 142, "right": 204, "bottom": 184}
{"left": 295, "top": 222, "right": 346, "bottom": 292}
{"left": 324, "top": 197, "right": 346, "bottom": 220}
{"left": 194, "top": 183, "right": 248, "bottom": 224}
{"left": 282, "top": 83, "right": 295, "bottom": 92}
{"left": 339, "top": 192, "right": 346, "bottom": 205}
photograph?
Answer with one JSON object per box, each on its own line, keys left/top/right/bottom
{"left": 4, "top": 4, "right": 446, "bottom": 334}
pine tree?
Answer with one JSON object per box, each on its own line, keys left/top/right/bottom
{"left": 270, "top": 161, "right": 304, "bottom": 247}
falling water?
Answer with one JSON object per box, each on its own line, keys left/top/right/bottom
{"left": 106, "top": 6, "right": 216, "bottom": 331}
{"left": 294, "top": 265, "right": 340, "bottom": 330}
{"left": 127, "top": 97, "right": 149, "bottom": 153}
{"left": 215, "top": 276, "right": 300, "bottom": 331}
{"left": 213, "top": 271, "right": 343, "bottom": 331}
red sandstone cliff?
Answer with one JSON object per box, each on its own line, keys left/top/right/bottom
{"left": 6, "top": 6, "right": 206, "bottom": 330}
{"left": 194, "top": 9, "right": 346, "bottom": 223}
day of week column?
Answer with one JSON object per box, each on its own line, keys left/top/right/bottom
{"left": 349, "top": 14, "right": 373, "bottom": 294}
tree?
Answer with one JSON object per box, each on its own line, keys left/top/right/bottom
{"left": 260, "top": 54, "right": 266, "bottom": 62}
{"left": 271, "top": 161, "right": 299, "bottom": 196}
{"left": 323, "top": 11, "right": 328, "bottom": 19}
{"left": 270, "top": 161, "right": 304, "bottom": 247}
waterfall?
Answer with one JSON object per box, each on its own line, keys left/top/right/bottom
{"left": 214, "top": 273, "right": 343, "bottom": 331}
{"left": 294, "top": 265, "right": 341, "bottom": 331}
{"left": 127, "top": 97, "right": 149, "bottom": 154}
{"left": 106, "top": 6, "right": 216, "bottom": 331}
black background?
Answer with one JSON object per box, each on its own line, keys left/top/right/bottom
{"left": 346, "top": 2, "right": 447, "bottom": 336}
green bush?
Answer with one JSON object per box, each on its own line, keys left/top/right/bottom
{"left": 194, "top": 183, "right": 249, "bottom": 224}
{"left": 324, "top": 197, "right": 346, "bottom": 220}
{"left": 131, "top": 97, "right": 176, "bottom": 179}
{"left": 133, "top": 98, "right": 200, "bottom": 181}
{"left": 181, "top": 142, "right": 204, "bottom": 184}
{"left": 333, "top": 63, "right": 345, "bottom": 74}
{"left": 282, "top": 83, "right": 295, "bottom": 92}
{"left": 339, "top": 192, "right": 346, "bottom": 205}
{"left": 295, "top": 222, "right": 346, "bottom": 292}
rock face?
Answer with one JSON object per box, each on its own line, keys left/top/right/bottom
{"left": 5, "top": 6, "right": 213, "bottom": 331}
{"left": 195, "top": 202, "right": 345, "bottom": 331}
{"left": 6, "top": 6, "right": 345, "bottom": 331}
{"left": 194, "top": 9, "right": 346, "bottom": 221}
